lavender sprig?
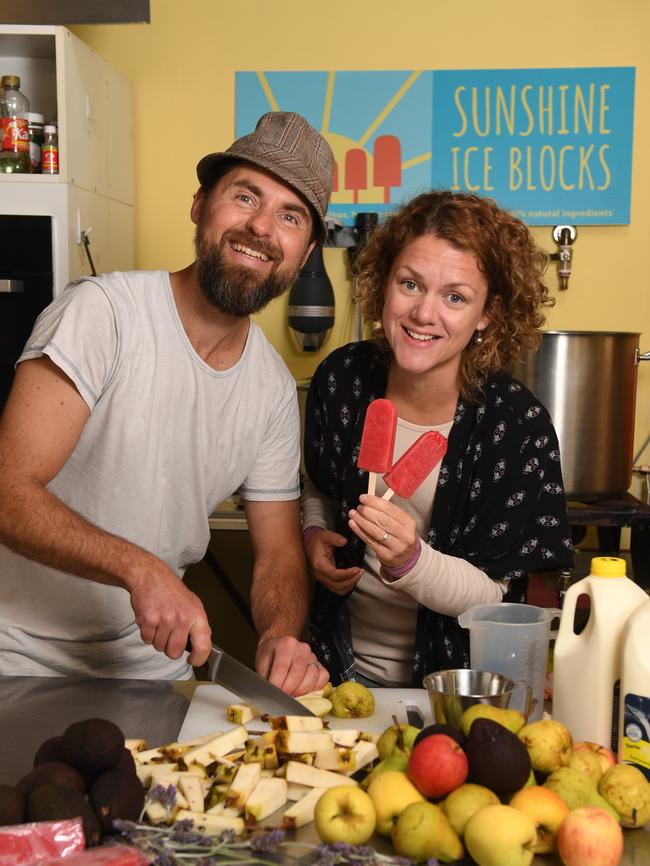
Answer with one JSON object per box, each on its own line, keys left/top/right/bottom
{"left": 111, "top": 820, "right": 420, "bottom": 866}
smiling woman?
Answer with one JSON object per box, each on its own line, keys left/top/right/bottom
{"left": 301, "top": 189, "right": 574, "bottom": 688}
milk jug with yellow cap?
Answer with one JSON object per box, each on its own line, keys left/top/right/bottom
{"left": 552, "top": 556, "right": 648, "bottom": 751}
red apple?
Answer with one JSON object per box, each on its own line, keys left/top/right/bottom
{"left": 557, "top": 806, "right": 624, "bottom": 866}
{"left": 407, "top": 733, "right": 468, "bottom": 799}
{"left": 572, "top": 742, "right": 616, "bottom": 776}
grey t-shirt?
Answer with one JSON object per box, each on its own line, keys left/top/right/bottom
{"left": 0, "top": 271, "right": 300, "bottom": 679}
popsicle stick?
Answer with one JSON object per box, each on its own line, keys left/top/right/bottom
{"left": 382, "top": 488, "right": 396, "bottom": 501}
{"left": 367, "top": 472, "right": 377, "bottom": 496}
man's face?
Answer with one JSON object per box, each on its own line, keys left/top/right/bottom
{"left": 191, "top": 163, "right": 315, "bottom": 316}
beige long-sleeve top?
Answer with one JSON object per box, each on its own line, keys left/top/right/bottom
{"left": 302, "top": 418, "right": 506, "bottom": 685}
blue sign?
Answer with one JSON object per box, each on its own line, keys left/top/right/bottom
{"left": 235, "top": 67, "right": 635, "bottom": 226}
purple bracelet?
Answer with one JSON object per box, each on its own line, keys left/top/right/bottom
{"left": 383, "top": 536, "right": 422, "bottom": 579}
{"left": 303, "top": 525, "right": 324, "bottom": 545}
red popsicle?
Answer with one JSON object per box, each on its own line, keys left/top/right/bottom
{"left": 358, "top": 398, "right": 397, "bottom": 495}
{"left": 382, "top": 431, "right": 448, "bottom": 500}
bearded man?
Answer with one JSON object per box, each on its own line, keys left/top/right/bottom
{"left": 0, "top": 112, "right": 333, "bottom": 692}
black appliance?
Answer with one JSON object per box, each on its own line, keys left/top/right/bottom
{"left": 0, "top": 215, "right": 53, "bottom": 411}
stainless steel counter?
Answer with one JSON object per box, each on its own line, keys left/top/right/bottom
{"left": 0, "top": 676, "right": 648, "bottom": 866}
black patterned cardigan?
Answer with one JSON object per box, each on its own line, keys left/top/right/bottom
{"left": 304, "top": 341, "right": 574, "bottom": 686}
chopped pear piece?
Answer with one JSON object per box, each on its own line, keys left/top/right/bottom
{"left": 125, "top": 738, "right": 147, "bottom": 753}
{"left": 285, "top": 760, "right": 358, "bottom": 789}
{"left": 269, "top": 715, "right": 324, "bottom": 732}
{"left": 357, "top": 731, "right": 379, "bottom": 743}
{"left": 182, "top": 726, "right": 248, "bottom": 767}
{"left": 331, "top": 729, "right": 360, "bottom": 747}
{"left": 244, "top": 777, "right": 288, "bottom": 822}
{"left": 178, "top": 775, "right": 205, "bottom": 813}
{"left": 162, "top": 733, "right": 217, "bottom": 759}
{"left": 314, "top": 747, "right": 356, "bottom": 772}
{"left": 342, "top": 740, "right": 379, "bottom": 775}
{"left": 144, "top": 801, "right": 174, "bottom": 825}
{"left": 133, "top": 746, "right": 167, "bottom": 764}
{"left": 227, "top": 703, "right": 261, "bottom": 724}
{"left": 296, "top": 696, "right": 333, "bottom": 717}
{"left": 226, "top": 762, "right": 262, "bottom": 809}
{"left": 135, "top": 762, "right": 178, "bottom": 787}
{"left": 175, "top": 808, "right": 245, "bottom": 835}
{"left": 276, "top": 730, "right": 333, "bottom": 754}
{"left": 286, "top": 782, "right": 312, "bottom": 801}
{"left": 282, "top": 785, "right": 327, "bottom": 829}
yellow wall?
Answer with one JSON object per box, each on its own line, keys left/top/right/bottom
{"left": 73, "top": 0, "right": 650, "bottom": 481}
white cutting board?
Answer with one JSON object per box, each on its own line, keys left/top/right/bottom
{"left": 177, "top": 685, "right": 432, "bottom": 742}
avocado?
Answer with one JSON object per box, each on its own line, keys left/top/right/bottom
{"left": 0, "top": 784, "right": 26, "bottom": 825}
{"left": 116, "top": 748, "right": 137, "bottom": 775}
{"left": 466, "top": 717, "right": 531, "bottom": 796}
{"left": 16, "top": 761, "right": 86, "bottom": 797}
{"left": 34, "top": 736, "right": 67, "bottom": 767}
{"left": 61, "top": 718, "right": 125, "bottom": 780}
{"left": 89, "top": 767, "right": 145, "bottom": 833}
{"left": 27, "top": 783, "right": 101, "bottom": 846}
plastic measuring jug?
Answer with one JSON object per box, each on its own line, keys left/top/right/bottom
{"left": 458, "top": 603, "right": 561, "bottom": 721}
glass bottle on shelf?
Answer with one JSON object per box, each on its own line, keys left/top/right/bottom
{"left": 1, "top": 75, "right": 30, "bottom": 154}
{"left": 41, "top": 123, "right": 59, "bottom": 175}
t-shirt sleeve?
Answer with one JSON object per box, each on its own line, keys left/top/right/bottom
{"left": 237, "top": 372, "right": 301, "bottom": 502}
{"left": 18, "top": 279, "right": 119, "bottom": 411}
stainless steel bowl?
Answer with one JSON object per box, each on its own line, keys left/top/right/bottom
{"left": 423, "top": 668, "right": 516, "bottom": 729}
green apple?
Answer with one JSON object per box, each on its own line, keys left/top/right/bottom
{"left": 464, "top": 803, "right": 537, "bottom": 866}
{"left": 376, "top": 723, "right": 420, "bottom": 760}
{"left": 366, "top": 769, "right": 424, "bottom": 836}
{"left": 509, "top": 785, "right": 569, "bottom": 853}
{"left": 557, "top": 805, "right": 624, "bottom": 866}
{"left": 441, "top": 783, "right": 499, "bottom": 836}
{"left": 313, "top": 785, "right": 376, "bottom": 845}
{"left": 392, "top": 800, "right": 464, "bottom": 864}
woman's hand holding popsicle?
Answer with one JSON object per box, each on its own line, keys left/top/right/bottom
{"left": 348, "top": 494, "right": 418, "bottom": 571}
{"left": 305, "top": 528, "right": 364, "bottom": 596}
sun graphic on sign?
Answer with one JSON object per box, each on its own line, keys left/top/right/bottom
{"left": 236, "top": 70, "right": 433, "bottom": 222}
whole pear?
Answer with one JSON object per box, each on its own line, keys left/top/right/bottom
{"left": 361, "top": 751, "right": 409, "bottom": 790}
{"left": 441, "top": 782, "right": 499, "bottom": 836}
{"left": 464, "top": 803, "right": 537, "bottom": 866}
{"left": 376, "top": 723, "right": 420, "bottom": 760}
{"left": 392, "top": 800, "right": 464, "bottom": 864}
{"left": 568, "top": 749, "right": 603, "bottom": 786}
{"left": 366, "top": 769, "right": 424, "bottom": 836}
{"left": 330, "top": 682, "right": 375, "bottom": 718}
{"left": 459, "top": 704, "right": 527, "bottom": 738}
{"left": 543, "top": 767, "right": 619, "bottom": 822}
{"left": 598, "top": 763, "right": 650, "bottom": 828}
{"left": 518, "top": 719, "right": 572, "bottom": 774}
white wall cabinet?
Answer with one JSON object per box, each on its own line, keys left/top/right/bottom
{"left": 0, "top": 24, "right": 134, "bottom": 295}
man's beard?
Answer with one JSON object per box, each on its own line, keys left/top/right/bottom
{"left": 195, "top": 224, "right": 304, "bottom": 317}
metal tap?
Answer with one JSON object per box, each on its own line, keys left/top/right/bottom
{"left": 549, "top": 225, "right": 577, "bottom": 291}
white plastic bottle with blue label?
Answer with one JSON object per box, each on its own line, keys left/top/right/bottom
{"left": 552, "top": 556, "right": 648, "bottom": 751}
{"left": 619, "top": 599, "right": 650, "bottom": 780}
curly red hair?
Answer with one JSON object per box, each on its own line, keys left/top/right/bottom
{"left": 355, "top": 190, "right": 554, "bottom": 401}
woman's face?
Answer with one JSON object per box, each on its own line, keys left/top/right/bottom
{"left": 382, "top": 234, "right": 491, "bottom": 382}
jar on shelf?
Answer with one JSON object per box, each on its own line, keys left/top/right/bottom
{"left": 27, "top": 112, "right": 45, "bottom": 172}
{"left": 41, "top": 123, "right": 59, "bottom": 174}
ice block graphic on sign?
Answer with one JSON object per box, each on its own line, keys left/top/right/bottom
{"left": 358, "top": 398, "right": 397, "bottom": 496}
{"left": 382, "top": 431, "right": 448, "bottom": 500}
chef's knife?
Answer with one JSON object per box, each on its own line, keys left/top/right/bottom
{"left": 189, "top": 640, "right": 316, "bottom": 717}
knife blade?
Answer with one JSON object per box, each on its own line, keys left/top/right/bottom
{"left": 197, "top": 642, "right": 316, "bottom": 717}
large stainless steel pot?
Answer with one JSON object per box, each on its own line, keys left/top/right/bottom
{"left": 510, "top": 331, "right": 650, "bottom": 501}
